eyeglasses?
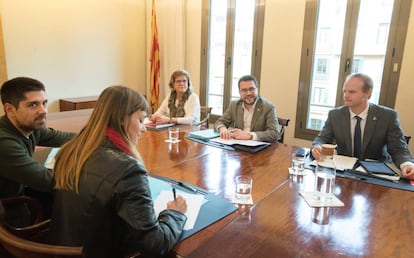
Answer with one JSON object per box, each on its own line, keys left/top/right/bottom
{"left": 240, "top": 87, "right": 257, "bottom": 94}
{"left": 175, "top": 79, "right": 188, "bottom": 84}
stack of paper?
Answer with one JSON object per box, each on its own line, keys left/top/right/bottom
{"left": 310, "top": 155, "right": 357, "bottom": 171}
{"left": 145, "top": 122, "right": 175, "bottom": 130}
{"left": 210, "top": 137, "right": 270, "bottom": 147}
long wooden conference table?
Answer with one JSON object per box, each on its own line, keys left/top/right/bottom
{"left": 44, "top": 109, "right": 413, "bottom": 258}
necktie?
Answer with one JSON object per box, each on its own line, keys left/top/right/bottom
{"left": 354, "top": 116, "right": 362, "bottom": 159}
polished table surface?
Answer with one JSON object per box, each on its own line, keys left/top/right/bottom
{"left": 44, "top": 109, "right": 414, "bottom": 257}
{"left": 138, "top": 129, "right": 295, "bottom": 256}
{"left": 45, "top": 109, "right": 296, "bottom": 256}
{"left": 188, "top": 174, "right": 414, "bottom": 257}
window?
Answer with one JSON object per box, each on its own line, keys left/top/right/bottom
{"left": 377, "top": 23, "right": 389, "bottom": 44}
{"left": 200, "top": 0, "right": 265, "bottom": 118}
{"left": 314, "top": 58, "right": 329, "bottom": 80}
{"left": 295, "top": 0, "right": 410, "bottom": 138}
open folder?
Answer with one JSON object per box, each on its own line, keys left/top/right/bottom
{"left": 149, "top": 174, "right": 238, "bottom": 240}
{"left": 358, "top": 160, "right": 397, "bottom": 176}
{"left": 306, "top": 155, "right": 413, "bottom": 191}
{"left": 309, "top": 155, "right": 401, "bottom": 181}
{"left": 40, "top": 148, "right": 237, "bottom": 240}
{"left": 187, "top": 133, "right": 270, "bottom": 153}
{"left": 188, "top": 129, "right": 220, "bottom": 141}
{"left": 149, "top": 177, "right": 204, "bottom": 231}
{"left": 145, "top": 122, "right": 175, "bottom": 130}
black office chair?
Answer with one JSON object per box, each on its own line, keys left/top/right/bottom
{"left": 277, "top": 117, "right": 290, "bottom": 143}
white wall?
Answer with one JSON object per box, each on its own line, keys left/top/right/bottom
{"left": 0, "top": 0, "right": 146, "bottom": 112}
{"left": 259, "top": 0, "right": 307, "bottom": 147}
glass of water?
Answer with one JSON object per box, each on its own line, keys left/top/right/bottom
{"left": 235, "top": 175, "right": 253, "bottom": 204}
{"left": 168, "top": 127, "right": 179, "bottom": 143}
{"left": 291, "top": 152, "right": 305, "bottom": 175}
{"left": 313, "top": 156, "right": 336, "bottom": 203}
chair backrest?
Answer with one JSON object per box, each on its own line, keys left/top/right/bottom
{"left": 277, "top": 117, "right": 290, "bottom": 143}
{"left": 405, "top": 135, "right": 411, "bottom": 145}
{"left": 196, "top": 106, "right": 213, "bottom": 129}
{"left": 0, "top": 200, "right": 83, "bottom": 258}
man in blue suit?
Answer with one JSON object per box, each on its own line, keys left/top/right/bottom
{"left": 311, "top": 73, "right": 414, "bottom": 180}
{"left": 214, "top": 75, "right": 279, "bottom": 142}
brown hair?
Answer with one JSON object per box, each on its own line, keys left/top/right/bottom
{"left": 53, "top": 86, "right": 148, "bottom": 191}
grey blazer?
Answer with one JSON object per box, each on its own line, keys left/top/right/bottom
{"left": 214, "top": 96, "right": 279, "bottom": 142}
{"left": 312, "top": 103, "right": 413, "bottom": 167}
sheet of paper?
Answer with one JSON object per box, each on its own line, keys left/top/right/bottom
{"left": 310, "top": 155, "right": 357, "bottom": 171}
{"left": 299, "top": 191, "right": 344, "bottom": 207}
{"left": 145, "top": 122, "right": 175, "bottom": 129}
{"left": 153, "top": 190, "right": 204, "bottom": 230}
{"left": 210, "top": 137, "right": 270, "bottom": 147}
{"left": 44, "top": 147, "right": 60, "bottom": 170}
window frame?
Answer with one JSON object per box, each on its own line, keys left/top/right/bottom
{"left": 199, "top": 0, "right": 266, "bottom": 121}
{"left": 294, "top": 0, "right": 411, "bottom": 141}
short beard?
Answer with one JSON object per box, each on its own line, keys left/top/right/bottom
{"left": 243, "top": 96, "right": 256, "bottom": 106}
{"left": 16, "top": 119, "right": 46, "bottom": 134}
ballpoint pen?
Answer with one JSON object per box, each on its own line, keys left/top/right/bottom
{"left": 169, "top": 182, "right": 177, "bottom": 200}
{"left": 172, "top": 186, "right": 177, "bottom": 200}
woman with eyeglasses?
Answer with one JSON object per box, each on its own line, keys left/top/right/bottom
{"left": 148, "top": 70, "right": 200, "bottom": 125}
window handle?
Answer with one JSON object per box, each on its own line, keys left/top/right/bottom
{"left": 344, "top": 58, "right": 350, "bottom": 72}
{"left": 226, "top": 57, "right": 232, "bottom": 67}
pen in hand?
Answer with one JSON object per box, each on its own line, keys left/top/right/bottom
{"left": 172, "top": 186, "right": 177, "bottom": 200}
{"left": 167, "top": 183, "right": 188, "bottom": 213}
{"left": 169, "top": 182, "right": 177, "bottom": 200}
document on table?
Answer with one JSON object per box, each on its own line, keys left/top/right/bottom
{"left": 44, "top": 147, "right": 60, "bottom": 170}
{"left": 145, "top": 122, "right": 175, "bottom": 129}
{"left": 310, "top": 155, "right": 401, "bottom": 181}
{"left": 153, "top": 190, "right": 204, "bottom": 230}
{"left": 310, "top": 154, "right": 357, "bottom": 171}
{"left": 210, "top": 137, "right": 270, "bottom": 147}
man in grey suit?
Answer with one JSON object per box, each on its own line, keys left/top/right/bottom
{"left": 311, "top": 73, "right": 414, "bottom": 180}
{"left": 215, "top": 75, "right": 279, "bottom": 142}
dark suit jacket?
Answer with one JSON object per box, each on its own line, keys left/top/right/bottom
{"left": 313, "top": 103, "right": 413, "bottom": 167}
{"left": 214, "top": 96, "right": 279, "bottom": 142}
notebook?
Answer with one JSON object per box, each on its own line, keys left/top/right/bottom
{"left": 188, "top": 129, "right": 220, "bottom": 141}
{"left": 358, "top": 160, "right": 397, "bottom": 176}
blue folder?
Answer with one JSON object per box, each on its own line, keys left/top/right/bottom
{"left": 149, "top": 174, "right": 238, "bottom": 240}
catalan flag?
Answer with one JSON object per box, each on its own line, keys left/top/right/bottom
{"left": 149, "top": 0, "right": 161, "bottom": 111}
